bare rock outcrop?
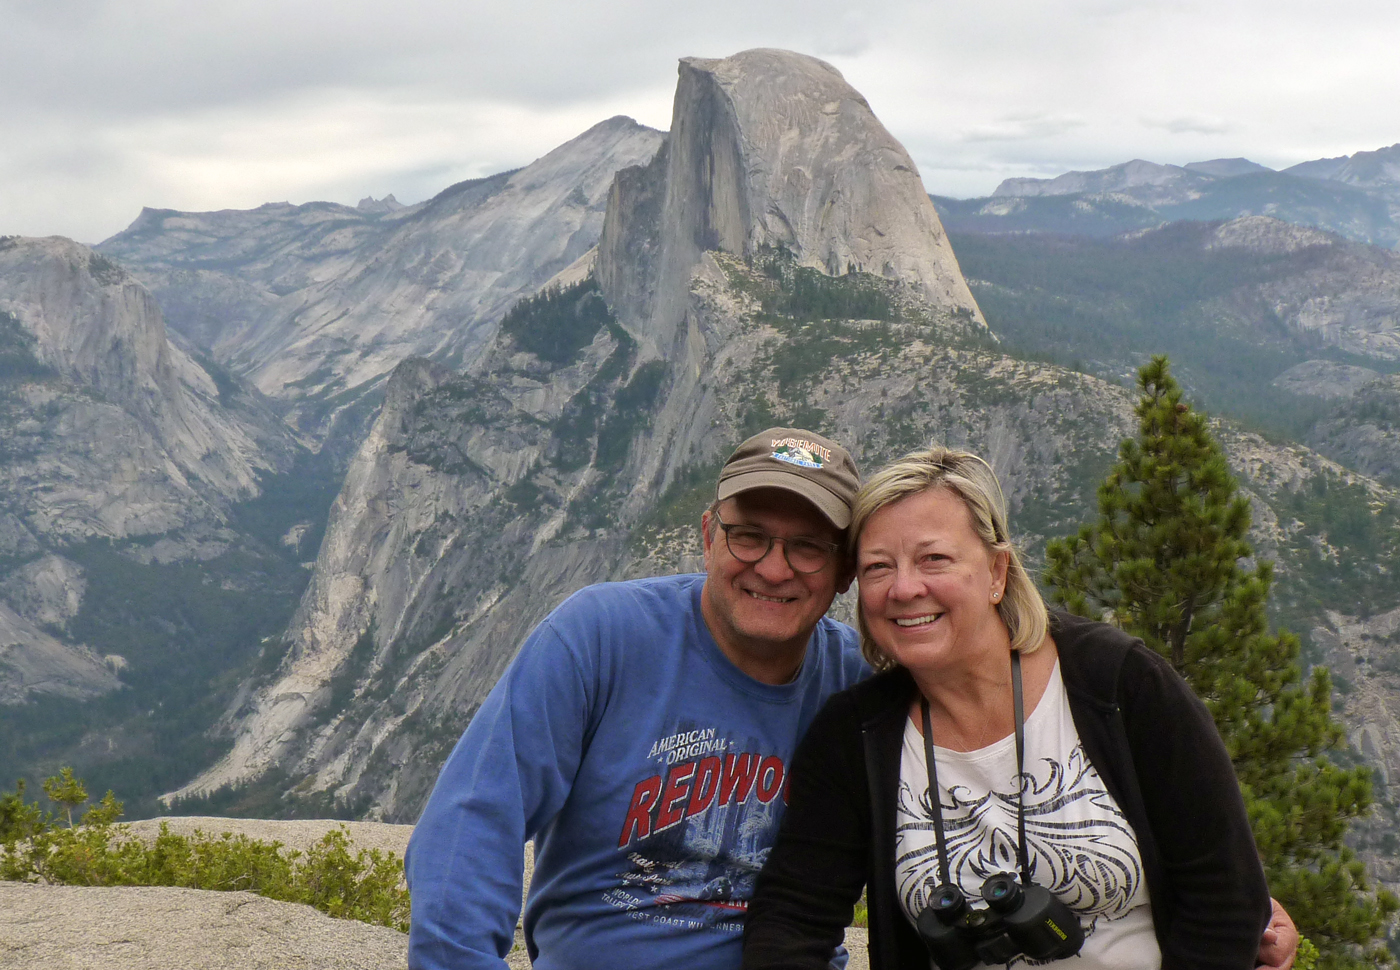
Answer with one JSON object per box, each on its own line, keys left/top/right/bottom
{"left": 0, "top": 554, "right": 86, "bottom": 631}
{"left": 3, "top": 815, "right": 859, "bottom": 969}
{"left": 597, "top": 48, "right": 983, "bottom": 353}
{"left": 122, "top": 816, "right": 416, "bottom": 859}
{"left": 0, "top": 883, "right": 408, "bottom": 970}
{"left": 0, "top": 599, "right": 117, "bottom": 703}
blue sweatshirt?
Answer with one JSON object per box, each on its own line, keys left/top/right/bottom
{"left": 406, "top": 574, "right": 868, "bottom": 970}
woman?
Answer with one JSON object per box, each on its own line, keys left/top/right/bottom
{"left": 742, "top": 446, "right": 1272, "bottom": 969}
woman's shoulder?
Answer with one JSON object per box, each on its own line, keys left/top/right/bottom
{"left": 1050, "top": 610, "right": 1196, "bottom": 710}
{"left": 1049, "top": 610, "right": 1174, "bottom": 702}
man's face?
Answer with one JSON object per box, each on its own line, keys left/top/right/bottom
{"left": 700, "top": 488, "right": 851, "bottom": 681}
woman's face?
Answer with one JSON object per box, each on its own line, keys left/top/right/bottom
{"left": 856, "top": 486, "right": 1010, "bottom": 674}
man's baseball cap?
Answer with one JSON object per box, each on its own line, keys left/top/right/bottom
{"left": 716, "top": 427, "right": 861, "bottom": 530}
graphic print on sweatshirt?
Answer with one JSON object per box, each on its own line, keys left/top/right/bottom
{"left": 605, "top": 719, "right": 792, "bottom": 934}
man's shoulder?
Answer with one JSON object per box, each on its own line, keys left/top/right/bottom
{"left": 555, "top": 573, "right": 704, "bottom": 614}
{"left": 793, "top": 614, "right": 869, "bottom": 696}
{"left": 542, "top": 574, "right": 704, "bottom": 640}
{"left": 813, "top": 612, "right": 859, "bottom": 642}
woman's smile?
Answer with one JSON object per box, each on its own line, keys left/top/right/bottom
{"left": 893, "top": 613, "right": 943, "bottom": 627}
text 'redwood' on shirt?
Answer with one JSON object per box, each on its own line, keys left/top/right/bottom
{"left": 895, "top": 660, "right": 1161, "bottom": 970}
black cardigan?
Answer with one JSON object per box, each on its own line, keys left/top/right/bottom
{"left": 742, "top": 611, "right": 1270, "bottom": 970}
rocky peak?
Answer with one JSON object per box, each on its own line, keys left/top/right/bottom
{"left": 356, "top": 194, "right": 404, "bottom": 213}
{"left": 0, "top": 236, "right": 177, "bottom": 411}
{"left": 597, "top": 48, "right": 983, "bottom": 352}
{"left": 1273, "top": 360, "right": 1382, "bottom": 400}
{"left": 0, "top": 235, "right": 301, "bottom": 539}
{"left": 1330, "top": 143, "right": 1400, "bottom": 192}
{"left": 1285, "top": 144, "right": 1400, "bottom": 192}
{"left": 1183, "top": 157, "right": 1272, "bottom": 178}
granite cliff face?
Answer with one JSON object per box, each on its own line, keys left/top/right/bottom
{"left": 596, "top": 49, "right": 983, "bottom": 355}
{"left": 0, "top": 236, "right": 302, "bottom": 703}
{"left": 0, "top": 237, "right": 300, "bottom": 537}
{"left": 100, "top": 118, "right": 665, "bottom": 443}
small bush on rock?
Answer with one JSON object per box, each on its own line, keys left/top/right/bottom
{"left": 1, "top": 771, "right": 409, "bottom": 932}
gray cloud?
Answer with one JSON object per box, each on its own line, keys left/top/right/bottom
{"left": 1142, "top": 115, "right": 1237, "bottom": 135}
{"left": 959, "top": 115, "right": 1090, "bottom": 143}
{"left": 2, "top": 0, "right": 1398, "bottom": 241}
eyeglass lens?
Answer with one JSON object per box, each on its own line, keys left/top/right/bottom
{"left": 723, "top": 525, "right": 833, "bottom": 573}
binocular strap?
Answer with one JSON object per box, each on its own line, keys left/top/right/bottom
{"left": 919, "top": 650, "right": 1032, "bottom": 889}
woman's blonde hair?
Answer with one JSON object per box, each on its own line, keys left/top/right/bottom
{"left": 850, "top": 445, "right": 1048, "bottom": 671}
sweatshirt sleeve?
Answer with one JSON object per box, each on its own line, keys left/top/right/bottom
{"left": 406, "top": 614, "right": 598, "bottom": 970}
{"left": 743, "top": 692, "right": 870, "bottom": 970}
{"left": 1119, "top": 646, "right": 1272, "bottom": 970}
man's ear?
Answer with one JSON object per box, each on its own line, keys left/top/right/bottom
{"left": 701, "top": 507, "right": 716, "bottom": 567}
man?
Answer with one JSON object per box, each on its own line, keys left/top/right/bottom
{"left": 407, "top": 427, "right": 868, "bottom": 970}
{"left": 406, "top": 426, "right": 1299, "bottom": 970}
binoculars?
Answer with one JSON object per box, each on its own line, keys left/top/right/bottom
{"left": 914, "top": 872, "right": 1085, "bottom": 969}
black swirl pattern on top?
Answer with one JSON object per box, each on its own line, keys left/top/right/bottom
{"left": 896, "top": 741, "right": 1144, "bottom": 920}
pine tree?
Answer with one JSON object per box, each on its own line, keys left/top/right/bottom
{"left": 1045, "top": 356, "right": 1397, "bottom": 969}
{"left": 42, "top": 767, "right": 87, "bottom": 829}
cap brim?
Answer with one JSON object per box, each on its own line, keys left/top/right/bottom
{"left": 716, "top": 470, "right": 852, "bottom": 530}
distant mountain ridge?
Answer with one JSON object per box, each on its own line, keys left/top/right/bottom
{"left": 98, "top": 118, "right": 666, "bottom": 446}
{"left": 937, "top": 144, "right": 1400, "bottom": 247}
{"left": 992, "top": 144, "right": 1400, "bottom": 198}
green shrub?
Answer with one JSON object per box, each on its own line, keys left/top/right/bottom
{"left": 1, "top": 771, "right": 409, "bottom": 932}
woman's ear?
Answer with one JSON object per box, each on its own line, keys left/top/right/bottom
{"left": 992, "top": 548, "right": 1010, "bottom": 593}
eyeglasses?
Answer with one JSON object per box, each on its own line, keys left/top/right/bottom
{"left": 713, "top": 512, "right": 841, "bottom": 574}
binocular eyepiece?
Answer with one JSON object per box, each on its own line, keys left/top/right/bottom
{"left": 914, "top": 873, "right": 1084, "bottom": 970}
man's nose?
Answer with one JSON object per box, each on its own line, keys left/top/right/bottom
{"left": 752, "top": 539, "right": 796, "bottom": 582}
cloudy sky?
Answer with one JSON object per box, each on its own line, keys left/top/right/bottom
{"left": 4, "top": 0, "right": 1399, "bottom": 243}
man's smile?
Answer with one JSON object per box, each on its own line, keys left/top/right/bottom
{"left": 744, "top": 588, "right": 798, "bottom": 604}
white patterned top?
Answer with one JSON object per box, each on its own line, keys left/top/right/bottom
{"left": 895, "top": 661, "right": 1161, "bottom": 969}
